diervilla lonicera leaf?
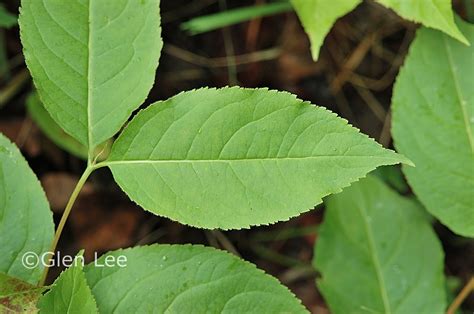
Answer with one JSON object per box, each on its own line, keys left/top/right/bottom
{"left": 103, "top": 87, "right": 411, "bottom": 229}
{"left": 19, "top": 0, "right": 162, "bottom": 152}
{"left": 392, "top": 16, "right": 474, "bottom": 237}
{"left": 84, "top": 245, "right": 308, "bottom": 313}
{"left": 315, "top": 176, "right": 446, "bottom": 313}
{"left": 0, "top": 133, "right": 54, "bottom": 285}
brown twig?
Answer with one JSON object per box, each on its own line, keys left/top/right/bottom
{"left": 0, "top": 68, "right": 30, "bottom": 108}
{"left": 379, "top": 111, "right": 392, "bottom": 147}
{"left": 330, "top": 32, "right": 378, "bottom": 93}
{"left": 164, "top": 44, "right": 281, "bottom": 68}
{"left": 447, "top": 276, "right": 474, "bottom": 314}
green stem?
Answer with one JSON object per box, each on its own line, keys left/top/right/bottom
{"left": 39, "top": 165, "right": 95, "bottom": 286}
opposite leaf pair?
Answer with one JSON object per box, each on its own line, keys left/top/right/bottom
{"left": 19, "top": 0, "right": 410, "bottom": 230}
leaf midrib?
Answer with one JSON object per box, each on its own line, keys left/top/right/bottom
{"left": 356, "top": 203, "right": 392, "bottom": 314}
{"left": 86, "top": 0, "right": 93, "bottom": 159}
{"left": 102, "top": 155, "right": 400, "bottom": 167}
{"left": 443, "top": 35, "right": 474, "bottom": 154}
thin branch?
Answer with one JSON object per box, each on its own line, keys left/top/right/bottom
{"left": 447, "top": 276, "right": 474, "bottom": 314}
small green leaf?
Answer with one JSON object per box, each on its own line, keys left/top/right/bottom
{"left": 0, "top": 133, "right": 54, "bottom": 284}
{"left": 38, "top": 252, "right": 98, "bottom": 314}
{"left": 376, "top": 0, "right": 469, "bottom": 45}
{"left": 314, "top": 176, "right": 446, "bottom": 313}
{"left": 392, "top": 17, "right": 474, "bottom": 237}
{"left": 291, "top": 0, "right": 361, "bottom": 60}
{"left": 0, "top": 5, "right": 17, "bottom": 29}
{"left": 181, "top": 2, "right": 293, "bottom": 35}
{"left": 0, "top": 272, "right": 44, "bottom": 313}
{"left": 19, "top": 0, "right": 162, "bottom": 152}
{"left": 26, "top": 92, "right": 111, "bottom": 160}
{"left": 105, "top": 87, "right": 410, "bottom": 229}
{"left": 84, "top": 244, "right": 307, "bottom": 313}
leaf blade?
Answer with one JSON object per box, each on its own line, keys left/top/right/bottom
{"left": 392, "top": 17, "right": 474, "bottom": 237}
{"left": 0, "top": 133, "right": 54, "bottom": 284}
{"left": 38, "top": 253, "right": 98, "bottom": 314}
{"left": 291, "top": 0, "right": 361, "bottom": 60}
{"left": 106, "top": 87, "right": 409, "bottom": 229}
{"left": 84, "top": 245, "right": 307, "bottom": 313}
{"left": 314, "top": 176, "right": 446, "bottom": 313}
{"left": 19, "top": 0, "right": 162, "bottom": 150}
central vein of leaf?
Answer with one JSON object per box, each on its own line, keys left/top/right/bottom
{"left": 86, "top": 0, "right": 93, "bottom": 161}
{"left": 443, "top": 36, "right": 474, "bottom": 154}
{"left": 357, "top": 204, "right": 391, "bottom": 314}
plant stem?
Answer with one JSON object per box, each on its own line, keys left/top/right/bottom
{"left": 39, "top": 165, "right": 95, "bottom": 286}
{"left": 447, "top": 276, "right": 474, "bottom": 314}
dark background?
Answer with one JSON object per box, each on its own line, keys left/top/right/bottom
{"left": 1, "top": 0, "right": 473, "bottom": 312}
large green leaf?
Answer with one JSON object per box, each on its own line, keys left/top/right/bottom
{"left": 0, "top": 133, "right": 54, "bottom": 284}
{"left": 19, "top": 0, "right": 162, "bottom": 153}
{"left": 314, "top": 176, "right": 446, "bottom": 313}
{"left": 291, "top": 0, "right": 468, "bottom": 61}
{"left": 84, "top": 245, "right": 307, "bottom": 313}
{"left": 104, "top": 87, "right": 410, "bottom": 229}
{"left": 0, "top": 272, "right": 44, "bottom": 313}
{"left": 392, "top": 17, "right": 474, "bottom": 237}
{"left": 38, "top": 253, "right": 98, "bottom": 313}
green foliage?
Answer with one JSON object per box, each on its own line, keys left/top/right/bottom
{"left": 0, "top": 272, "right": 44, "bottom": 313}
{"left": 19, "top": 0, "right": 163, "bottom": 151}
{"left": 84, "top": 245, "right": 307, "bottom": 313}
{"left": 292, "top": 0, "right": 468, "bottom": 60}
{"left": 392, "top": 17, "right": 474, "bottom": 237}
{"left": 105, "top": 87, "right": 410, "bottom": 229}
{"left": 38, "top": 253, "right": 98, "bottom": 313}
{"left": 181, "top": 1, "right": 293, "bottom": 34}
{"left": 0, "top": 133, "right": 54, "bottom": 284}
{"left": 0, "top": 4, "right": 17, "bottom": 29}
{"left": 9, "top": 0, "right": 472, "bottom": 311}
{"left": 314, "top": 176, "right": 446, "bottom": 313}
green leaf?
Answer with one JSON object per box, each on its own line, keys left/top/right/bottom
{"left": 291, "top": 0, "right": 361, "bottom": 60}
{"left": 19, "top": 0, "right": 162, "bottom": 152}
{"left": 0, "top": 272, "right": 44, "bottom": 313}
{"left": 38, "top": 252, "right": 98, "bottom": 314}
{"left": 376, "top": 0, "right": 468, "bottom": 45}
{"left": 104, "top": 87, "right": 410, "bottom": 229}
{"left": 84, "top": 244, "right": 307, "bottom": 313}
{"left": 291, "top": 0, "right": 468, "bottom": 61}
{"left": 181, "top": 1, "right": 293, "bottom": 35}
{"left": 392, "top": 17, "right": 474, "bottom": 237}
{"left": 26, "top": 92, "right": 111, "bottom": 160}
{"left": 314, "top": 176, "right": 446, "bottom": 313}
{"left": 0, "top": 133, "right": 54, "bottom": 284}
{"left": 0, "top": 4, "right": 17, "bottom": 29}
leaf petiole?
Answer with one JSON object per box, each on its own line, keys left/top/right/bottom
{"left": 39, "top": 165, "right": 97, "bottom": 287}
